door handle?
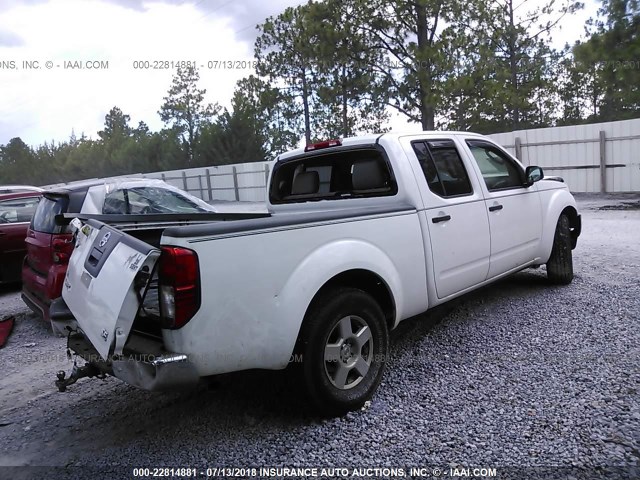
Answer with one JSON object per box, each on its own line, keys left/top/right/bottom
{"left": 432, "top": 215, "right": 451, "bottom": 223}
{"left": 489, "top": 204, "right": 503, "bottom": 212}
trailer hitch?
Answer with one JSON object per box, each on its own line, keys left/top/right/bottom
{"left": 55, "top": 362, "right": 107, "bottom": 392}
{"left": 55, "top": 327, "right": 108, "bottom": 392}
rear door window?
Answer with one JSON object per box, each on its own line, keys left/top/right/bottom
{"left": 412, "top": 140, "right": 473, "bottom": 197}
{"left": 31, "top": 195, "right": 69, "bottom": 233}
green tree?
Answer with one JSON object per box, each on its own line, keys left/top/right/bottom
{"left": 555, "top": 50, "right": 601, "bottom": 125}
{"left": 572, "top": 0, "right": 640, "bottom": 122}
{"left": 98, "top": 106, "right": 132, "bottom": 141}
{"left": 198, "top": 76, "right": 299, "bottom": 165}
{"left": 437, "top": 0, "right": 582, "bottom": 132}
{"left": 198, "top": 112, "right": 264, "bottom": 166}
{"left": 305, "top": 0, "right": 389, "bottom": 138}
{"left": 256, "top": 1, "right": 392, "bottom": 142}
{"left": 350, "top": 0, "right": 479, "bottom": 130}
{"left": 34, "top": 141, "right": 64, "bottom": 184}
{"left": 233, "top": 75, "right": 300, "bottom": 156}
{"left": 435, "top": 4, "right": 498, "bottom": 132}
{"left": 0, "top": 137, "right": 36, "bottom": 184}
{"left": 133, "top": 121, "right": 150, "bottom": 140}
{"left": 480, "top": 0, "right": 580, "bottom": 131}
{"left": 159, "top": 65, "right": 219, "bottom": 163}
{"left": 146, "top": 129, "right": 186, "bottom": 172}
{"left": 255, "top": 5, "right": 315, "bottom": 143}
{"left": 53, "top": 136, "right": 103, "bottom": 182}
{"left": 96, "top": 106, "right": 133, "bottom": 176}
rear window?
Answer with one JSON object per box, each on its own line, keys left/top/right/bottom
{"left": 270, "top": 147, "right": 397, "bottom": 203}
{"left": 30, "top": 195, "right": 69, "bottom": 233}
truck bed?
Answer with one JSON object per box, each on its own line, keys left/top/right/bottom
{"left": 59, "top": 211, "right": 271, "bottom": 345}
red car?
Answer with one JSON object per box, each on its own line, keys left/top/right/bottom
{"left": 0, "top": 192, "right": 41, "bottom": 284}
{"left": 22, "top": 183, "right": 98, "bottom": 321}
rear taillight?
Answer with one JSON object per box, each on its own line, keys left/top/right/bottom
{"left": 158, "top": 246, "right": 200, "bottom": 329}
{"left": 51, "top": 234, "right": 74, "bottom": 264}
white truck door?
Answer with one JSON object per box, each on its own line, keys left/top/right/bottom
{"left": 405, "top": 139, "right": 491, "bottom": 299}
{"left": 62, "top": 220, "right": 160, "bottom": 360}
{"left": 464, "top": 139, "right": 543, "bottom": 278}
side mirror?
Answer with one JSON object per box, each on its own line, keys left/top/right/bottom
{"left": 525, "top": 166, "right": 544, "bottom": 186}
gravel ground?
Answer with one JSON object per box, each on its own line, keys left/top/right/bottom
{"left": 0, "top": 195, "right": 638, "bottom": 480}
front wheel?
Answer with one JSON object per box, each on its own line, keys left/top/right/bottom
{"left": 299, "top": 287, "right": 389, "bottom": 416}
{"left": 547, "top": 214, "right": 574, "bottom": 285}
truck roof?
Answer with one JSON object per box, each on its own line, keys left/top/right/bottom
{"left": 277, "top": 131, "right": 486, "bottom": 161}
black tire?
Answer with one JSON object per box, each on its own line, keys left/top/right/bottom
{"left": 299, "top": 287, "right": 389, "bottom": 417}
{"left": 547, "top": 214, "right": 574, "bottom": 285}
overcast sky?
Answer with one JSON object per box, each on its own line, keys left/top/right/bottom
{"left": 0, "top": 0, "right": 599, "bottom": 147}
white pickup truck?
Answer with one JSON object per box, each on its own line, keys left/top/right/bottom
{"left": 53, "top": 132, "right": 581, "bottom": 416}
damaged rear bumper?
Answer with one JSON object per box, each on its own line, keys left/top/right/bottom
{"left": 65, "top": 330, "right": 200, "bottom": 392}
{"left": 112, "top": 353, "right": 200, "bottom": 391}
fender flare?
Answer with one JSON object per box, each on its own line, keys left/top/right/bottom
{"left": 539, "top": 189, "right": 579, "bottom": 263}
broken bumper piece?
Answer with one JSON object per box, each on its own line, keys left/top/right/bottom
{"left": 112, "top": 354, "right": 200, "bottom": 391}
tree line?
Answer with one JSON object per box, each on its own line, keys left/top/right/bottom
{"left": 1, "top": 0, "right": 638, "bottom": 186}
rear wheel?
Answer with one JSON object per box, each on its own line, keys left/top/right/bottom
{"left": 299, "top": 287, "right": 389, "bottom": 417}
{"left": 547, "top": 214, "right": 573, "bottom": 285}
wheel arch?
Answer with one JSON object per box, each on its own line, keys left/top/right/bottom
{"left": 305, "top": 269, "right": 396, "bottom": 331}
{"left": 560, "top": 205, "right": 581, "bottom": 249}
{"left": 539, "top": 190, "right": 580, "bottom": 262}
{"left": 277, "top": 240, "right": 404, "bottom": 367}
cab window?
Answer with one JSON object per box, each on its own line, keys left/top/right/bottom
{"left": 466, "top": 140, "right": 524, "bottom": 191}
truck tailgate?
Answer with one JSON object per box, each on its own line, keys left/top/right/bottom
{"left": 62, "top": 219, "right": 160, "bottom": 360}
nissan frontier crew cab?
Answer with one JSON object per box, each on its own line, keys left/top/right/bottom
{"left": 53, "top": 132, "right": 581, "bottom": 416}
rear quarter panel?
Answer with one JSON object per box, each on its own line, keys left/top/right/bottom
{"left": 160, "top": 210, "right": 427, "bottom": 376}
